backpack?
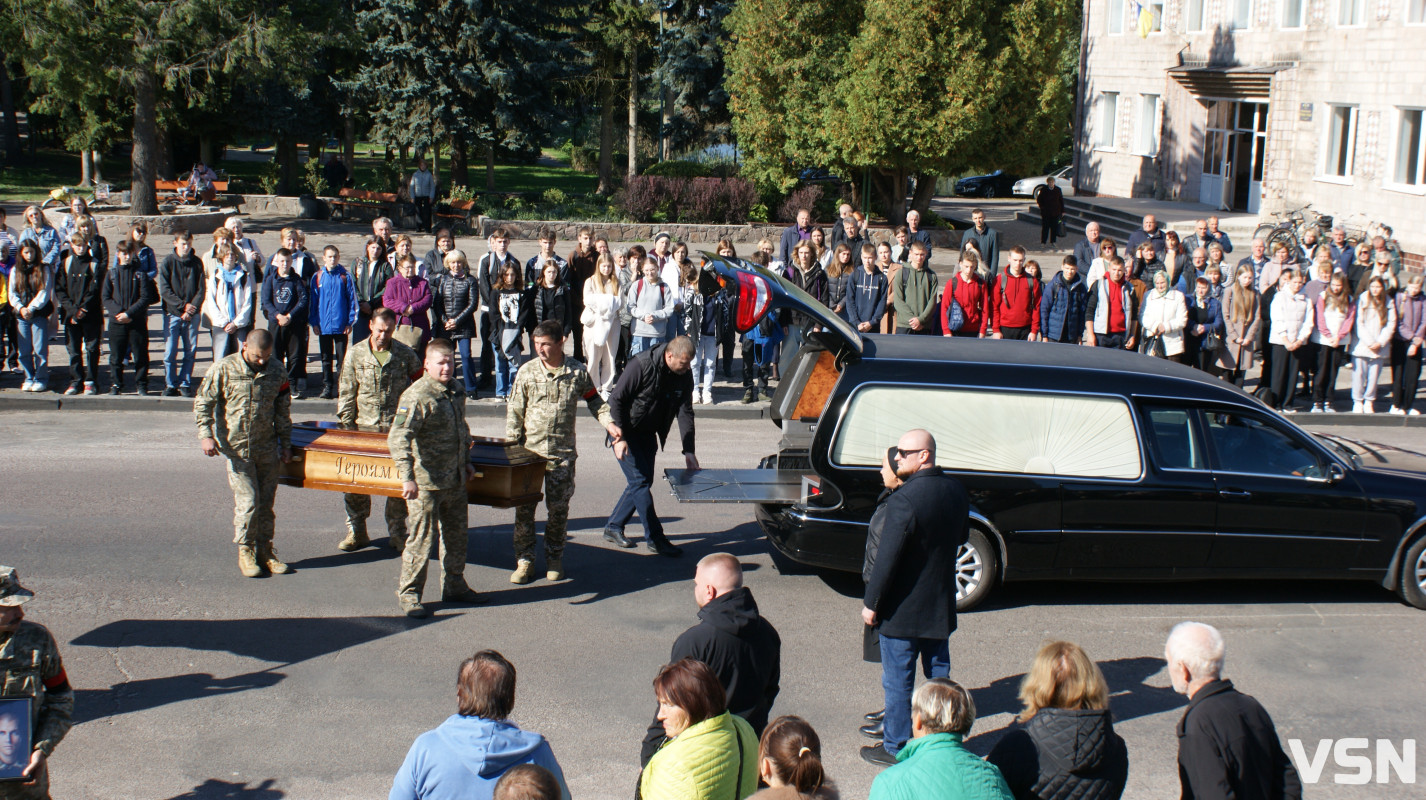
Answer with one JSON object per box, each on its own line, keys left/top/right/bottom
{"left": 634, "top": 279, "right": 667, "bottom": 307}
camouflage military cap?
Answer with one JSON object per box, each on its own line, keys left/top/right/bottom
{"left": 0, "top": 566, "right": 34, "bottom": 606}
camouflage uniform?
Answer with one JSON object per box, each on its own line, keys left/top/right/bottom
{"left": 336, "top": 338, "right": 422, "bottom": 549}
{"left": 0, "top": 568, "right": 73, "bottom": 800}
{"left": 388, "top": 374, "right": 473, "bottom": 603}
{"left": 506, "top": 356, "right": 612, "bottom": 565}
{"left": 194, "top": 353, "right": 293, "bottom": 562}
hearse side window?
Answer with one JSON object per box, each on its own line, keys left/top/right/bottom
{"left": 1201, "top": 411, "right": 1326, "bottom": 479}
{"left": 1143, "top": 406, "right": 1204, "bottom": 470}
{"left": 831, "top": 386, "right": 1142, "bottom": 479}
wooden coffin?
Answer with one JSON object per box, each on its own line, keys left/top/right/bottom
{"left": 278, "top": 422, "right": 548, "bottom": 508}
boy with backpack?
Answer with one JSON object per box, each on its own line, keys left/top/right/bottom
{"left": 991, "top": 246, "right": 1042, "bottom": 341}
{"left": 1039, "top": 255, "right": 1088, "bottom": 344}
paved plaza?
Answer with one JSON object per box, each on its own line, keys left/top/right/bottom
{"left": 1, "top": 409, "right": 1422, "bottom": 799}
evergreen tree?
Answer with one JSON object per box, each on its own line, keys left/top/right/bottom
{"left": 341, "top": 0, "right": 586, "bottom": 190}
{"left": 657, "top": 0, "right": 733, "bottom": 152}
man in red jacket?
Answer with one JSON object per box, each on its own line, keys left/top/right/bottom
{"left": 991, "top": 246, "right": 1041, "bottom": 341}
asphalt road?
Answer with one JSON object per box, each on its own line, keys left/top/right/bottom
{"left": 2, "top": 410, "right": 1424, "bottom": 799}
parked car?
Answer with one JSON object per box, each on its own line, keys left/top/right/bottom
{"left": 669, "top": 256, "right": 1426, "bottom": 612}
{"left": 798, "top": 167, "right": 845, "bottom": 185}
{"left": 954, "top": 170, "right": 1017, "bottom": 198}
{"left": 1013, "top": 165, "right": 1076, "bottom": 199}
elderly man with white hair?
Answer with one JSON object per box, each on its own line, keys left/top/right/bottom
{"left": 1165, "top": 622, "right": 1301, "bottom": 800}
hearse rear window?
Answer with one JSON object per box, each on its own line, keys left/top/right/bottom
{"left": 830, "top": 386, "right": 1142, "bottom": 479}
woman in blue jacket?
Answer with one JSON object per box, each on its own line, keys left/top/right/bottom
{"left": 1184, "top": 276, "right": 1225, "bottom": 376}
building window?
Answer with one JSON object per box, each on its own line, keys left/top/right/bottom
{"left": 1282, "top": 0, "right": 1306, "bottom": 28}
{"left": 1185, "top": 0, "right": 1205, "bottom": 31}
{"left": 1320, "top": 105, "right": 1358, "bottom": 179}
{"left": 1136, "top": 95, "right": 1161, "bottom": 156}
{"left": 1230, "top": 0, "right": 1252, "bottom": 29}
{"left": 1146, "top": 1, "right": 1165, "bottom": 32}
{"left": 1409, "top": 0, "right": 1426, "bottom": 24}
{"left": 1393, "top": 108, "right": 1425, "bottom": 187}
{"left": 1097, "top": 93, "right": 1120, "bottom": 150}
{"left": 1109, "top": 0, "right": 1125, "bottom": 33}
{"left": 1338, "top": 0, "right": 1365, "bottom": 25}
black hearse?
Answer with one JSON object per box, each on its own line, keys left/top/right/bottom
{"left": 668, "top": 256, "right": 1426, "bottom": 611}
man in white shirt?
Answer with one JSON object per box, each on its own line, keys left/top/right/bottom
{"left": 409, "top": 159, "right": 437, "bottom": 233}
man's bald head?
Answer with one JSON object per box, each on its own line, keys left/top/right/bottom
{"left": 894, "top": 429, "right": 937, "bottom": 477}
{"left": 693, "top": 553, "right": 743, "bottom": 607}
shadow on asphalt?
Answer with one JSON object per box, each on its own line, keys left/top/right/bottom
{"left": 961, "top": 655, "right": 1183, "bottom": 756}
{"left": 161, "top": 778, "right": 284, "bottom": 799}
{"left": 70, "top": 615, "right": 447, "bottom": 723}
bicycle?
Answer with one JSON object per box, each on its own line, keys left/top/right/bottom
{"left": 40, "top": 185, "right": 84, "bottom": 210}
{"left": 1252, "top": 204, "right": 1330, "bottom": 257}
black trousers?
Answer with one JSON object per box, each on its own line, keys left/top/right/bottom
{"left": 318, "top": 332, "right": 348, "bottom": 387}
{"left": 570, "top": 302, "right": 585, "bottom": 362}
{"left": 107, "top": 321, "right": 150, "bottom": 386}
{"left": 1269, "top": 344, "right": 1301, "bottom": 409}
{"left": 65, "top": 318, "right": 103, "bottom": 385}
{"left": 414, "top": 197, "right": 433, "bottom": 232}
{"left": 479, "top": 311, "right": 495, "bottom": 385}
{"left": 720, "top": 328, "right": 737, "bottom": 377}
{"left": 1392, "top": 338, "right": 1423, "bottom": 411}
{"left": 0, "top": 306, "right": 17, "bottom": 367}
{"left": 1313, "top": 343, "right": 1346, "bottom": 404}
{"left": 1041, "top": 214, "right": 1061, "bottom": 244}
{"left": 615, "top": 323, "right": 632, "bottom": 374}
{"left": 999, "top": 325, "right": 1031, "bottom": 341}
{"left": 272, "top": 323, "right": 307, "bottom": 384}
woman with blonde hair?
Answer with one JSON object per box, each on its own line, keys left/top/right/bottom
{"left": 749, "top": 716, "right": 838, "bottom": 799}
{"left": 582, "top": 253, "right": 622, "bottom": 397}
{"left": 986, "top": 641, "right": 1128, "bottom": 800}
{"left": 1352, "top": 276, "right": 1396, "bottom": 413}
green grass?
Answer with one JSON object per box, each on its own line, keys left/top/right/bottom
{"left": 0, "top": 150, "right": 125, "bottom": 206}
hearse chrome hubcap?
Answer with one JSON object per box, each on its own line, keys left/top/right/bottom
{"left": 1415, "top": 548, "right": 1426, "bottom": 593}
{"left": 955, "top": 543, "right": 983, "bottom": 600}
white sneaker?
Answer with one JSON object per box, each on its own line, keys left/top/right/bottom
{"left": 20, "top": 381, "right": 32, "bottom": 392}
{"left": 1352, "top": 403, "right": 1363, "bottom": 413}
{"left": 1411, "top": 409, "right": 1421, "bottom": 416}
{"left": 1364, "top": 402, "right": 1375, "bottom": 414}
{"left": 703, "top": 391, "right": 714, "bottom": 405}
{"left": 1389, "top": 406, "right": 1406, "bottom": 416}
{"left": 1323, "top": 404, "right": 1336, "bottom": 413}
{"left": 692, "top": 394, "right": 703, "bottom": 405}
{"left": 1310, "top": 404, "right": 1323, "bottom": 413}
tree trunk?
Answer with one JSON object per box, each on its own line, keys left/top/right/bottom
{"left": 154, "top": 124, "right": 174, "bottom": 180}
{"left": 447, "top": 136, "right": 469, "bottom": 188}
{"left": 130, "top": 69, "right": 160, "bottom": 215}
{"left": 909, "top": 171, "right": 937, "bottom": 216}
{"left": 92, "top": 150, "right": 104, "bottom": 186}
{"left": 431, "top": 141, "right": 441, "bottom": 192}
{"left": 0, "top": 61, "right": 21, "bottom": 164}
{"left": 484, "top": 147, "right": 495, "bottom": 192}
{"left": 626, "top": 44, "right": 638, "bottom": 181}
{"left": 343, "top": 117, "right": 356, "bottom": 173}
{"left": 870, "top": 168, "right": 910, "bottom": 225}
{"left": 80, "top": 150, "right": 92, "bottom": 187}
{"left": 400, "top": 144, "right": 409, "bottom": 165}
{"left": 597, "top": 80, "right": 615, "bottom": 195}
{"left": 199, "top": 135, "right": 214, "bottom": 167}
{"left": 277, "top": 138, "right": 300, "bottom": 195}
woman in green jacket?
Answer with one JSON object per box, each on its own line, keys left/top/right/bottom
{"left": 640, "top": 658, "right": 759, "bottom": 800}
{"left": 868, "top": 679, "right": 1014, "bottom": 800}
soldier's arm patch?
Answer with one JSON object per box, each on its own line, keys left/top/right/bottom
{"left": 582, "top": 387, "right": 598, "bottom": 400}
{"left": 394, "top": 406, "right": 409, "bottom": 426}
{"left": 44, "top": 667, "right": 69, "bottom": 690}
{"left": 279, "top": 381, "right": 291, "bottom": 394}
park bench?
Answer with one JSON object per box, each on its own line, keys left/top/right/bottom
{"left": 329, "top": 187, "right": 398, "bottom": 222}
{"left": 434, "top": 199, "right": 477, "bottom": 233}
{"left": 155, "top": 179, "right": 230, "bottom": 204}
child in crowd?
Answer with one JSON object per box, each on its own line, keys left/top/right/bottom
{"left": 203, "top": 242, "right": 254, "bottom": 360}
{"left": 261, "top": 247, "right": 310, "bottom": 393}
{"left": 309, "top": 245, "right": 358, "bottom": 399}
{"left": 102, "top": 240, "right": 159, "bottom": 395}
{"left": 626, "top": 256, "right": 673, "bottom": 356}
{"left": 130, "top": 221, "right": 157, "bottom": 279}
{"left": 492, "top": 262, "right": 530, "bottom": 400}
{"left": 1039, "top": 255, "right": 1087, "bottom": 345}
{"left": 158, "top": 230, "right": 205, "bottom": 396}
{"left": 55, "top": 230, "right": 107, "bottom": 395}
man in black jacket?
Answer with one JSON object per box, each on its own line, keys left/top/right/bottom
{"left": 860, "top": 429, "right": 968, "bottom": 767}
{"left": 604, "top": 337, "right": 696, "bottom": 556}
{"left": 638, "top": 553, "right": 780, "bottom": 765}
{"left": 102, "top": 240, "right": 159, "bottom": 395}
{"left": 1167, "top": 622, "right": 1301, "bottom": 800}
{"left": 158, "top": 231, "right": 206, "bottom": 396}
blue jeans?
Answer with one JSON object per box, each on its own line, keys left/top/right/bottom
{"left": 164, "top": 314, "right": 200, "bottom": 388}
{"left": 15, "top": 315, "right": 50, "bottom": 385}
{"left": 880, "top": 634, "right": 950, "bottom": 755}
{"left": 493, "top": 348, "right": 519, "bottom": 398}
{"left": 631, "top": 335, "right": 661, "bottom": 356}
{"left": 607, "top": 434, "right": 662, "bottom": 539}
{"left": 456, "top": 338, "right": 479, "bottom": 396}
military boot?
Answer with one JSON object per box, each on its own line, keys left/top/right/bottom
{"left": 338, "top": 522, "right": 370, "bottom": 552}
{"left": 260, "top": 544, "right": 292, "bottom": 574}
{"left": 546, "top": 556, "right": 564, "bottom": 582}
{"left": 510, "top": 559, "right": 535, "bottom": 585}
{"left": 238, "top": 545, "right": 262, "bottom": 578}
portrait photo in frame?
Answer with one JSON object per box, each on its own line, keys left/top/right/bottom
{"left": 0, "top": 696, "right": 32, "bottom": 782}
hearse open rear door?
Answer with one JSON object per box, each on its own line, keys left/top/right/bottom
{"left": 663, "top": 253, "right": 863, "bottom": 505}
